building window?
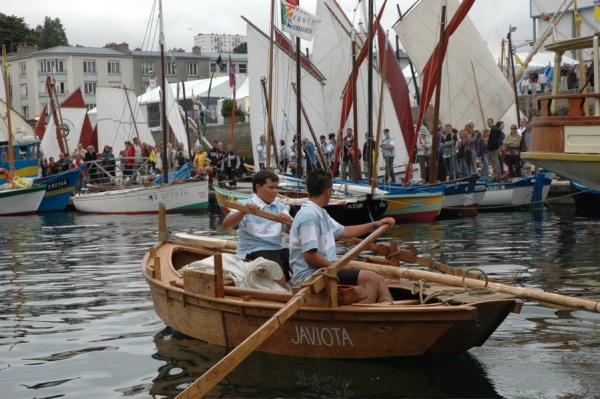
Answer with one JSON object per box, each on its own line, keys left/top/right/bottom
{"left": 20, "top": 84, "right": 28, "bottom": 98}
{"left": 147, "top": 103, "right": 160, "bottom": 128}
{"left": 83, "top": 60, "right": 97, "bottom": 73}
{"left": 39, "top": 59, "right": 65, "bottom": 73}
{"left": 165, "top": 61, "right": 176, "bottom": 75}
{"left": 210, "top": 63, "right": 217, "bottom": 73}
{"left": 84, "top": 82, "right": 96, "bottom": 94}
{"left": 86, "top": 104, "right": 96, "bottom": 112}
{"left": 187, "top": 63, "right": 198, "bottom": 76}
{"left": 22, "top": 106, "right": 29, "bottom": 118}
{"left": 57, "top": 82, "right": 66, "bottom": 94}
{"left": 142, "top": 61, "right": 154, "bottom": 75}
{"left": 108, "top": 61, "right": 121, "bottom": 74}
{"left": 238, "top": 63, "right": 247, "bottom": 73}
{"left": 19, "top": 62, "right": 26, "bottom": 76}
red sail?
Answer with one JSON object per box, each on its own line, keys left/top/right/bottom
{"left": 376, "top": 23, "right": 415, "bottom": 150}
{"left": 34, "top": 104, "right": 48, "bottom": 140}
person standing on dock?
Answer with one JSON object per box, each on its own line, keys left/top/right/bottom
{"left": 256, "top": 135, "right": 267, "bottom": 170}
{"left": 381, "top": 128, "right": 396, "bottom": 183}
{"left": 488, "top": 121, "right": 503, "bottom": 182}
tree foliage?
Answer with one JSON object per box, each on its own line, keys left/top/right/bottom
{"left": 36, "top": 17, "right": 69, "bottom": 49}
{"left": 0, "top": 13, "right": 38, "bottom": 52}
{"left": 221, "top": 98, "right": 245, "bottom": 118}
{"left": 232, "top": 42, "right": 247, "bottom": 54}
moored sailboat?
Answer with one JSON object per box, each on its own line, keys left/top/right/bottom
{"left": 0, "top": 45, "right": 46, "bottom": 216}
{"left": 72, "top": 1, "right": 209, "bottom": 215}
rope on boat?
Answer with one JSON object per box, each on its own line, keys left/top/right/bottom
{"left": 411, "top": 267, "right": 496, "bottom": 304}
{"left": 312, "top": 268, "right": 340, "bottom": 282}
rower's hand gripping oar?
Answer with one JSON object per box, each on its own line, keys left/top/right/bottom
{"left": 174, "top": 222, "right": 391, "bottom": 398}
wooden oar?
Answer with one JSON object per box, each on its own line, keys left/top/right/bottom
{"left": 225, "top": 200, "right": 293, "bottom": 227}
{"left": 175, "top": 222, "right": 390, "bottom": 399}
{"left": 174, "top": 233, "right": 238, "bottom": 251}
{"left": 349, "top": 261, "right": 600, "bottom": 313}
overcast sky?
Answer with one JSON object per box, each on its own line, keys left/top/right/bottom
{"left": 2, "top": 0, "right": 533, "bottom": 51}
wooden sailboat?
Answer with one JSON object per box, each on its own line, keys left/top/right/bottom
{"left": 72, "top": 0, "right": 209, "bottom": 215}
{"left": 0, "top": 45, "right": 46, "bottom": 216}
{"left": 395, "top": 0, "right": 553, "bottom": 210}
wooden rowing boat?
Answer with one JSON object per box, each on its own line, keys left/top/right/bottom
{"left": 142, "top": 214, "right": 522, "bottom": 359}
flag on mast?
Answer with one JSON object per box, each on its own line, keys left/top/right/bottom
{"left": 280, "top": 0, "right": 321, "bottom": 41}
{"left": 216, "top": 54, "right": 225, "bottom": 71}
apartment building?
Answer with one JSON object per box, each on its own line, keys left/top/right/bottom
{"left": 6, "top": 43, "right": 211, "bottom": 118}
{"left": 193, "top": 34, "right": 246, "bottom": 54}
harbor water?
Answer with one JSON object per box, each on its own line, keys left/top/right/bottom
{"left": 1, "top": 206, "right": 599, "bottom": 398}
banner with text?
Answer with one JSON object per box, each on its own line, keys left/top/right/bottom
{"left": 280, "top": 1, "right": 321, "bottom": 41}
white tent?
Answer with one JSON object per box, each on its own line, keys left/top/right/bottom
{"left": 137, "top": 74, "right": 249, "bottom": 105}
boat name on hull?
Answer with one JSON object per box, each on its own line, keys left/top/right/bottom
{"left": 47, "top": 179, "right": 69, "bottom": 190}
{"left": 148, "top": 188, "right": 190, "bottom": 201}
{"left": 291, "top": 325, "right": 353, "bottom": 347}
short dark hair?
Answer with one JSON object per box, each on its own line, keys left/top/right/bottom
{"left": 306, "top": 170, "right": 332, "bottom": 197}
{"left": 252, "top": 170, "right": 279, "bottom": 193}
{"left": 496, "top": 121, "right": 504, "bottom": 128}
{"left": 320, "top": 135, "right": 326, "bottom": 140}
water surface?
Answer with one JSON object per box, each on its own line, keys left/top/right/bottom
{"left": 1, "top": 208, "right": 599, "bottom": 398}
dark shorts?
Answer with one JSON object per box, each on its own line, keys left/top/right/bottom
{"left": 337, "top": 268, "right": 359, "bottom": 285}
{"left": 246, "top": 248, "right": 291, "bottom": 280}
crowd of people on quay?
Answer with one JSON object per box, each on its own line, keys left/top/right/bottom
{"left": 257, "top": 116, "right": 531, "bottom": 185}
{"left": 35, "top": 113, "right": 533, "bottom": 195}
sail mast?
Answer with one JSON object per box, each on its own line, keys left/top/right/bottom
{"left": 428, "top": 1, "right": 447, "bottom": 184}
{"left": 267, "top": 0, "right": 276, "bottom": 171}
{"left": 159, "top": 0, "right": 169, "bottom": 183}
{"left": 46, "top": 76, "right": 69, "bottom": 155}
{"left": 2, "top": 45, "right": 15, "bottom": 187}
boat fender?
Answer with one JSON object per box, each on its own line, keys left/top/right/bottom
{"left": 0, "top": 168, "right": 11, "bottom": 182}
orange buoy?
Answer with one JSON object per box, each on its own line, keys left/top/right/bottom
{"left": 0, "top": 167, "right": 11, "bottom": 182}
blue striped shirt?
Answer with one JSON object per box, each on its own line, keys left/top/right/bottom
{"left": 289, "top": 201, "right": 345, "bottom": 286}
{"left": 232, "top": 194, "right": 289, "bottom": 260}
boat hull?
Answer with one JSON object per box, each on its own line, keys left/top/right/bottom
{"left": 477, "top": 174, "right": 552, "bottom": 209}
{"left": 142, "top": 241, "right": 519, "bottom": 358}
{"left": 0, "top": 184, "right": 46, "bottom": 216}
{"left": 73, "top": 179, "right": 210, "bottom": 214}
{"left": 525, "top": 110, "right": 600, "bottom": 188}
{"left": 34, "top": 167, "right": 82, "bottom": 212}
{"left": 570, "top": 181, "right": 600, "bottom": 210}
{"left": 377, "top": 192, "right": 443, "bottom": 223}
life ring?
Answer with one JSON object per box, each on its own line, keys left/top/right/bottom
{"left": 0, "top": 168, "right": 10, "bottom": 182}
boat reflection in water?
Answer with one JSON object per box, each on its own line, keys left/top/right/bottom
{"left": 150, "top": 327, "right": 501, "bottom": 398}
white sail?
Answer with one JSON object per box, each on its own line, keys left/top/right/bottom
{"left": 0, "top": 100, "right": 34, "bottom": 142}
{"left": 163, "top": 77, "right": 189, "bottom": 152}
{"left": 95, "top": 86, "right": 154, "bottom": 158}
{"left": 246, "top": 19, "right": 329, "bottom": 169}
{"left": 312, "top": 0, "right": 408, "bottom": 165}
{"left": 41, "top": 108, "right": 86, "bottom": 157}
{"left": 394, "top": 0, "right": 518, "bottom": 128}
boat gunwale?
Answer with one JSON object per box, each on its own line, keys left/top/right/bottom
{"left": 142, "top": 241, "right": 520, "bottom": 321}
